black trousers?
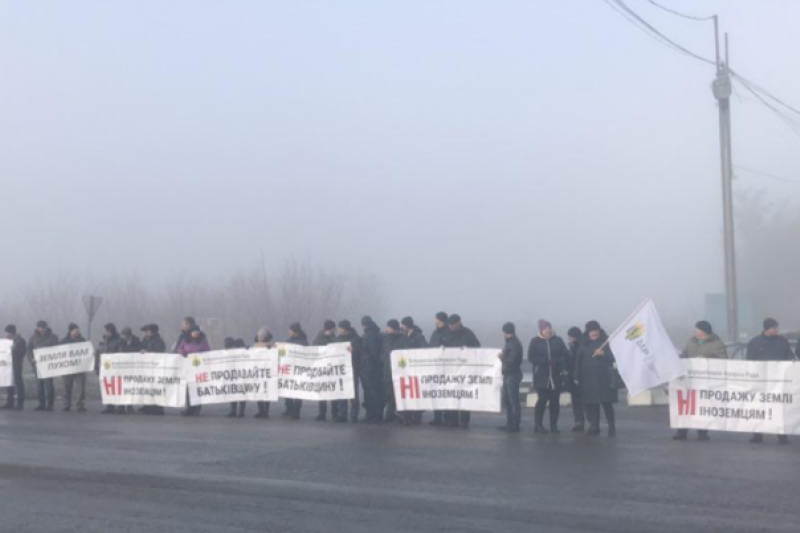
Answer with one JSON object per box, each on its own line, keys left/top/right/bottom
{"left": 571, "top": 389, "right": 585, "bottom": 426}
{"left": 349, "top": 372, "right": 361, "bottom": 422}
{"left": 37, "top": 377, "right": 55, "bottom": 408}
{"left": 6, "top": 354, "right": 25, "bottom": 407}
{"left": 384, "top": 380, "right": 397, "bottom": 421}
{"left": 284, "top": 399, "right": 302, "bottom": 419}
{"left": 585, "top": 403, "right": 615, "bottom": 429}
{"left": 534, "top": 389, "right": 561, "bottom": 429}
{"left": 502, "top": 375, "right": 522, "bottom": 429}
{"left": 229, "top": 402, "right": 245, "bottom": 416}
{"left": 362, "top": 371, "right": 384, "bottom": 422}
{"left": 63, "top": 373, "right": 86, "bottom": 410}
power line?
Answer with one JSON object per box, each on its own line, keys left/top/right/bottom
{"left": 734, "top": 165, "right": 800, "bottom": 186}
{"left": 733, "top": 77, "right": 800, "bottom": 139}
{"left": 730, "top": 70, "right": 800, "bottom": 118}
{"left": 645, "top": 0, "right": 715, "bottom": 22}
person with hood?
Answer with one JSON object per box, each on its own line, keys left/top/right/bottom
{"left": 27, "top": 320, "right": 59, "bottom": 412}
{"left": 498, "top": 322, "right": 523, "bottom": 433}
{"left": 252, "top": 327, "right": 275, "bottom": 419}
{"left": 282, "top": 322, "right": 308, "bottom": 420}
{"left": 382, "top": 319, "right": 407, "bottom": 424}
{"left": 673, "top": 321, "right": 727, "bottom": 441}
{"left": 139, "top": 324, "right": 166, "bottom": 415}
{"left": 400, "top": 316, "right": 427, "bottom": 425}
{"left": 566, "top": 326, "right": 585, "bottom": 432}
{"left": 313, "top": 320, "right": 338, "bottom": 422}
{"left": 442, "top": 314, "right": 481, "bottom": 429}
{"left": 575, "top": 321, "right": 618, "bottom": 437}
{"left": 2, "top": 325, "right": 27, "bottom": 411}
{"left": 528, "top": 320, "right": 570, "bottom": 434}
{"left": 177, "top": 325, "right": 211, "bottom": 416}
{"left": 746, "top": 318, "right": 795, "bottom": 444}
{"left": 61, "top": 323, "right": 88, "bottom": 412}
{"left": 100, "top": 323, "right": 125, "bottom": 414}
{"left": 335, "top": 320, "right": 363, "bottom": 423}
{"left": 360, "top": 316, "right": 384, "bottom": 423}
{"left": 427, "top": 311, "right": 449, "bottom": 427}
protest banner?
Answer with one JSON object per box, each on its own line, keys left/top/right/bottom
{"left": 33, "top": 341, "right": 95, "bottom": 379}
{"left": 0, "top": 339, "right": 12, "bottom": 388}
{"left": 391, "top": 348, "right": 503, "bottom": 413}
{"left": 100, "top": 353, "right": 186, "bottom": 408}
{"left": 184, "top": 348, "right": 279, "bottom": 405}
{"left": 277, "top": 342, "right": 354, "bottom": 401}
{"left": 670, "top": 359, "right": 800, "bottom": 435}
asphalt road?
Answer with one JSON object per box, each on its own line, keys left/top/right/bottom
{"left": 1, "top": 402, "right": 798, "bottom": 533}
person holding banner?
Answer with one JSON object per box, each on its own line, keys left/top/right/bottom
{"left": 335, "top": 320, "right": 363, "bottom": 423}
{"left": 223, "top": 337, "right": 247, "bottom": 418}
{"left": 528, "top": 320, "right": 569, "bottom": 435}
{"left": 575, "top": 321, "right": 617, "bottom": 437}
{"left": 443, "top": 314, "right": 481, "bottom": 429}
{"left": 313, "top": 321, "right": 338, "bottom": 422}
{"left": 382, "top": 319, "right": 407, "bottom": 424}
{"left": 566, "top": 327, "right": 585, "bottom": 432}
{"left": 673, "top": 321, "right": 727, "bottom": 441}
{"left": 100, "top": 323, "right": 125, "bottom": 414}
{"left": 746, "top": 318, "right": 795, "bottom": 445}
{"left": 282, "top": 322, "right": 309, "bottom": 420}
{"left": 61, "top": 324, "right": 88, "bottom": 412}
{"left": 400, "top": 316, "right": 427, "bottom": 426}
{"left": 427, "top": 312, "right": 450, "bottom": 427}
{"left": 139, "top": 324, "right": 166, "bottom": 415}
{"left": 178, "top": 325, "right": 211, "bottom": 417}
{"left": 27, "top": 321, "right": 59, "bottom": 412}
{"left": 360, "top": 317, "right": 384, "bottom": 424}
{"left": 2, "top": 325, "right": 27, "bottom": 411}
{"left": 498, "top": 322, "right": 523, "bottom": 433}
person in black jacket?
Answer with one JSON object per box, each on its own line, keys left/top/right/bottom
{"left": 61, "top": 323, "right": 88, "bottom": 412}
{"left": 400, "top": 316, "right": 427, "bottom": 425}
{"left": 283, "top": 322, "right": 308, "bottom": 420}
{"left": 427, "top": 311, "right": 449, "bottom": 427}
{"left": 252, "top": 327, "right": 275, "bottom": 419}
{"left": 498, "top": 322, "right": 523, "bottom": 433}
{"left": 116, "top": 327, "right": 142, "bottom": 414}
{"left": 139, "top": 324, "right": 166, "bottom": 415}
{"left": 313, "top": 320, "right": 337, "bottom": 422}
{"left": 575, "top": 321, "right": 618, "bottom": 438}
{"left": 222, "top": 337, "right": 246, "bottom": 419}
{"left": 443, "top": 314, "right": 481, "bottom": 429}
{"left": 746, "top": 318, "right": 795, "bottom": 444}
{"left": 566, "top": 326, "right": 585, "bottom": 432}
{"left": 382, "top": 319, "right": 407, "bottom": 424}
{"left": 2, "top": 325, "right": 27, "bottom": 411}
{"left": 335, "top": 320, "right": 363, "bottom": 423}
{"left": 28, "top": 321, "right": 60, "bottom": 412}
{"left": 360, "top": 316, "right": 384, "bottom": 423}
{"left": 100, "top": 323, "right": 125, "bottom": 414}
{"left": 528, "top": 319, "right": 569, "bottom": 435}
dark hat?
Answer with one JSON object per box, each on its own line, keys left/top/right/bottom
{"left": 121, "top": 327, "right": 133, "bottom": 336}
{"left": 104, "top": 322, "right": 116, "bottom": 332}
{"left": 224, "top": 337, "right": 236, "bottom": 349}
{"left": 585, "top": 320, "right": 601, "bottom": 332}
{"left": 36, "top": 320, "right": 48, "bottom": 329}
{"left": 538, "top": 319, "right": 552, "bottom": 332}
{"left": 149, "top": 324, "right": 160, "bottom": 334}
{"left": 567, "top": 326, "right": 582, "bottom": 340}
{"left": 5, "top": 324, "right": 16, "bottom": 335}
{"left": 401, "top": 316, "right": 414, "bottom": 328}
{"left": 338, "top": 320, "right": 352, "bottom": 330}
{"left": 763, "top": 318, "right": 779, "bottom": 331}
{"left": 289, "top": 322, "right": 303, "bottom": 334}
{"left": 234, "top": 339, "right": 246, "bottom": 348}
{"left": 323, "top": 319, "right": 336, "bottom": 331}
{"left": 447, "top": 314, "right": 462, "bottom": 325}
{"left": 435, "top": 312, "right": 448, "bottom": 323}
{"left": 361, "top": 316, "right": 373, "bottom": 327}
{"left": 68, "top": 323, "right": 80, "bottom": 333}
{"left": 502, "top": 322, "right": 515, "bottom": 334}
{"left": 695, "top": 321, "right": 713, "bottom": 336}
{"left": 387, "top": 319, "right": 400, "bottom": 331}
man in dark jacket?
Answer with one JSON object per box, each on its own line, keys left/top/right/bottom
{"left": 498, "top": 322, "right": 523, "bottom": 433}
{"left": 400, "top": 316, "right": 427, "bottom": 425}
{"left": 528, "top": 320, "right": 570, "bottom": 434}
{"left": 566, "top": 326, "right": 585, "bottom": 432}
{"left": 427, "top": 312, "right": 449, "bottom": 426}
{"left": 313, "top": 320, "right": 337, "bottom": 422}
{"left": 61, "top": 323, "right": 88, "bottom": 412}
{"left": 443, "top": 314, "right": 481, "bottom": 429}
{"left": 100, "top": 323, "right": 125, "bottom": 414}
{"left": 283, "top": 322, "right": 309, "bottom": 420}
{"left": 746, "top": 318, "right": 795, "bottom": 444}
{"left": 27, "top": 320, "right": 60, "bottom": 412}
{"left": 336, "top": 320, "right": 363, "bottom": 423}
{"left": 140, "top": 324, "right": 166, "bottom": 415}
{"left": 382, "top": 319, "right": 407, "bottom": 424}
{"left": 2, "top": 325, "right": 27, "bottom": 410}
{"left": 120, "top": 327, "right": 142, "bottom": 353}
{"left": 360, "top": 316, "right": 384, "bottom": 423}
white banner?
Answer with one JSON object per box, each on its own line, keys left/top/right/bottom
{"left": 0, "top": 339, "right": 12, "bottom": 388}
{"left": 608, "top": 299, "right": 686, "bottom": 396}
{"left": 33, "top": 341, "right": 95, "bottom": 379}
{"left": 100, "top": 353, "right": 186, "bottom": 407}
{"left": 277, "top": 342, "right": 354, "bottom": 401}
{"left": 391, "top": 348, "right": 503, "bottom": 413}
{"left": 184, "top": 348, "right": 279, "bottom": 405}
{"left": 670, "top": 359, "right": 800, "bottom": 434}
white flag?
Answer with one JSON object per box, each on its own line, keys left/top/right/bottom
{"left": 608, "top": 299, "right": 686, "bottom": 396}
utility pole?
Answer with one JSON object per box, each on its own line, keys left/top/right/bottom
{"left": 711, "top": 17, "right": 739, "bottom": 342}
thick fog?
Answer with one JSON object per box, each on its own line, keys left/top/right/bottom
{"left": 1, "top": 1, "right": 799, "bottom": 340}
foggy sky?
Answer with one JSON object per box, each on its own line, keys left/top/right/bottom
{"left": 2, "top": 1, "right": 799, "bottom": 333}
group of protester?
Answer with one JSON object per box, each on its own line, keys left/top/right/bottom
{"left": 2, "top": 313, "right": 797, "bottom": 443}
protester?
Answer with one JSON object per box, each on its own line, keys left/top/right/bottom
{"left": 282, "top": 322, "right": 308, "bottom": 420}
{"left": 61, "top": 323, "right": 88, "bottom": 412}
{"left": 400, "top": 316, "right": 426, "bottom": 425}
{"left": 360, "top": 316, "right": 384, "bottom": 424}
{"left": 566, "top": 326, "right": 585, "bottom": 432}
{"left": 746, "top": 318, "right": 795, "bottom": 444}
{"left": 335, "top": 320, "right": 363, "bottom": 423}
{"left": 442, "top": 314, "right": 481, "bottom": 429}
{"left": 382, "top": 319, "right": 407, "bottom": 424}
{"left": 139, "top": 324, "right": 166, "bottom": 415}
{"left": 222, "top": 337, "right": 246, "bottom": 419}
{"left": 177, "top": 325, "right": 211, "bottom": 417}
{"left": 100, "top": 323, "right": 124, "bottom": 414}
{"left": 498, "top": 322, "right": 523, "bottom": 433}
{"left": 2, "top": 325, "right": 27, "bottom": 411}
{"left": 427, "top": 311, "right": 449, "bottom": 427}
{"left": 173, "top": 316, "right": 196, "bottom": 353}
{"left": 252, "top": 327, "right": 275, "bottom": 419}
{"left": 673, "top": 320, "right": 727, "bottom": 441}
{"left": 313, "top": 320, "right": 338, "bottom": 422}
{"left": 116, "top": 327, "right": 142, "bottom": 414}
{"left": 528, "top": 320, "right": 569, "bottom": 435}
{"left": 575, "top": 321, "right": 618, "bottom": 437}
{"left": 27, "top": 320, "right": 59, "bottom": 412}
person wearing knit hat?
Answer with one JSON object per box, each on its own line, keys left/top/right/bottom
{"left": 566, "top": 326, "right": 585, "bottom": 432}
{"left": 381, "top": 319, "right": 406, "bottom": 424}
{"left": 335, "top": 318, "right": 364, "bottom": 423}
{"left": 60, "top": 321, "right": 87, "bottom": 413}
{"left": 575, "top": 321, "right": 617, "bottom": 437}
{"left": 427, "top": 312, "right": 450, "bottom": 426}
{"left": 527, "top": 319, "right": 570, "bottom": 435}
{"left": 400, "top": 316, "right": 427, "bottom": 425}
{"left": 442, "top": 314, "right": 481, "bottom": 429}
{"left": 746, "top": 318, "right": 795, "bottom": 444}
{"left": 360, "top": 316, "right": 384, "bottom": 424}
{"left": 498, "top": 322, "right": 523, "bottom": 433}
{"left": 282, "top": 322, "right": 309, "bottom": 420}
{"left": 313, "top": 320, "right": 339, "bottom": 422}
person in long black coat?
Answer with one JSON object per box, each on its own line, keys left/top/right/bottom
{"left": 333, "top": 320, "right": 362, "bottom": 423}
{"left": 442, "top": 314, "right": 481, "bottom": 429}
{"left": 400, "top": 316, "right": 427, "bottom": 426}
{"left": 283, "top": 323, "right": 309, "bottom": 420}
{"left": 427, "top": 311, "right": 449, "bottom": 427}
{"left": 382, "top": 320, "right": 407, "bottom": 424}
{"left": 498, "top": 322, "right": 523, "bottom": 433}
{"left": 566, "top": 326, "right": 585, "bottom": 432}
{"left": 360, "top": 317, "right": 384, "bottom": 423}
{"left": 575, "top": 321, "right": 618, "bottom": 437}
{"left": 527, "top": 320, "right": 569, "bottom": 434}
{"left": 313, "top": 320, "right": 337, "bottom": 422}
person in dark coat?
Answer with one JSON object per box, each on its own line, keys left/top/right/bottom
{"left": 99, "top": 322, "right": 125, "bottom": 414}
{"left": 282, "top": 322, "right": 308, "bottom": 420}
{"left": 27, "top": 321, "right": 60, "bottom": 412}
{"left": 335, "top": 320, "right": 363, "bottom": 423}
{"left": 223, "top": 337, "right": 247, "bottom": 419}
{"left": 360, "top": 316, "right": 384, "bottom": 423}
{"left": 2, "top": 325, "right": 27, "bottom": 411}
{"left": 400, "top": 316, "right": 427, "bottom": 425}
{"left": 177, "top": 325, "right": 211, "bottom": 416}
{"left": 116, "top": 327, "right": 142, "bottom": 414}
{"left": 498, "top": 322, "right": 523, "bottom": 433}
{"left": 427, "top": 311, "right": 449, "bottom": 427}
{"left": 528, "top": 320, "right": 569, "bottom": 434}
{"left": 575, "top": 321, "right": 618, "bottom": 437}
{"left": 61, "top": 323, "right": 88, "bottom": 412}
{"left": 313, "top": 320, "right": 337, "bottom": 422}
{"left": 139, "top": 324, "right": 166, "bottom": 415}
{"left": 566, "top": 326, "right": 585, "bottom": 432}
{"left": 252, "top": 327, "right": 275, "bottom": 419}
{"left": 442, "top": 314, "right": 481, "bottom": 429}
{"left": 746, "top": 318, "right": 795, "bottom": 444}
{"left": 382, "top": 320, "right": 406, "bottom": 423}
